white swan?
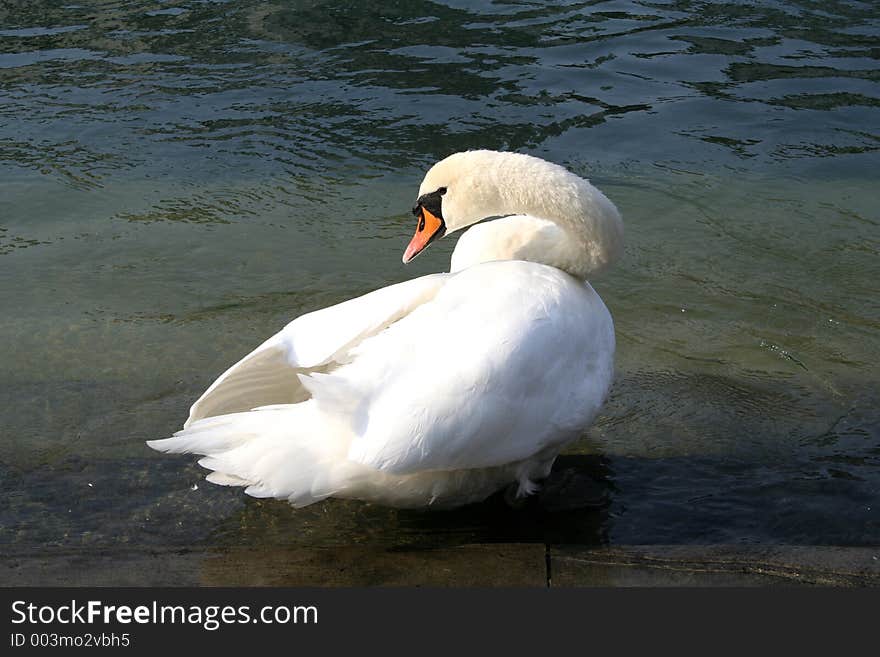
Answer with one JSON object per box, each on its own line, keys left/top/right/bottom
{"left": 147, "top": 150, "right": 623, "bottom": 509}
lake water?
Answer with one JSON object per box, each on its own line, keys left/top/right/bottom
{"left": 1, "top": 0, "right": 878, "bottom": 567}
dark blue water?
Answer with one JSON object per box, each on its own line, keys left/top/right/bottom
{"left": 1, "top": 1, "right": 878, "bottom": 567}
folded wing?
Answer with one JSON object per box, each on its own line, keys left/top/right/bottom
{"left": 333, "top": 261, "right": 615, "bottom": 474}
{"left": 185, "top": 273, "right": 449, "bottom": 427}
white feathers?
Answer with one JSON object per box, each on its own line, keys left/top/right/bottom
{"left": 148, "top": 150, "right": 621, "bottom": 509}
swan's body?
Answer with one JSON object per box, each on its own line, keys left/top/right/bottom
{"left": 148, "top": 150, "right": 623, "bottom": 508}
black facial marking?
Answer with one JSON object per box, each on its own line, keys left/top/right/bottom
{"left": 410, "top": 187, "right": 448, "bottom": 247}
{"left": 415, "top": 188, "right": 446, "bottom": 221}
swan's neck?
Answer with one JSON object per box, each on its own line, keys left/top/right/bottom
{"left": 445, "top": 162, "right": 623, "bottom": 279}
{"left": 449, "top": 216, "right": 574, "bottom": 275}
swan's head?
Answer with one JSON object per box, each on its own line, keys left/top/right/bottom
{"left": 404, "top": 150, "right": 513, "bottom": 263}
{"left": 403, "top": 150, "right": 623, "bottom": 277}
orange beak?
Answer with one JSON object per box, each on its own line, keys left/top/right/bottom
{"left": 403, "top": 205, "right": 444, "bottom": 263}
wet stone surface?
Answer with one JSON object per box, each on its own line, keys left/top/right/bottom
{"left": 5, "top": 544, "right": 879, "bottom": 587}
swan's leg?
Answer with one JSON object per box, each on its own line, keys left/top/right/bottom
{"left": 503, "top": 477, "right": 541, "bottom": 508}
{"left": 503, "top": 482, "right": 526, "bottom": 508}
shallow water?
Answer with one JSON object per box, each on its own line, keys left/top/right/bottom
{"left": 1, "top": 1, "right": 878, "bottom": 563}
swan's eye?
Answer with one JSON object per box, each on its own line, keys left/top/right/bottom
{"left": 411, "top": 188, "right": 445, "bottom": 233}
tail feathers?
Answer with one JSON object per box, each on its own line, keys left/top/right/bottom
{"left": 147, "top": 412, "right": 258, "bottom": 456}
{"left": 148, "top": 400, "right": 526, "bottom": 509}
{"left": 205, "top": 472, "right": 251, "bottom": 486}
{"left": 147, "top": 401, "right": 354, "bottom": 507}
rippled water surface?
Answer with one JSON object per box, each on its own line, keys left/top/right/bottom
{"left": 1, "top": 1, "right": 878, "bottom": 565}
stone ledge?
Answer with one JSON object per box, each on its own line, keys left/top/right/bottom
{"left": 549, "top": 545, "right": 880, "bottom": 587}
{"left": 0, "top": 544, "right": 547, "bottom": 587}
{"left": 199, "top": 543, "right": 547, "bottom": 587}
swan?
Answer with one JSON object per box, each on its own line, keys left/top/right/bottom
{"left": 147, "top": 150, "right": 623, "bottom": 509}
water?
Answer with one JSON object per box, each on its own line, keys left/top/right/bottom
{"left": 1, "top": 1, "right": 878, "bottom": 566}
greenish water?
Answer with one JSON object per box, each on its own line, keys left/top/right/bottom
{"left": 1, "top": 1, "right": 878, "bottom": 562}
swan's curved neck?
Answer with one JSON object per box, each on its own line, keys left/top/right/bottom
{"left": 449, "top": 215, "right": 578, "bottom": 276}
{"left": 437, "top": 152, "right": 623, "bottom": 279}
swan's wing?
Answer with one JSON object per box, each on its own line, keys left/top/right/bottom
{"left": 322, "top": 262, "right": 615, "bottom": 474}
{"left": 185, "top": 273, "right": 448, "bottom": 427}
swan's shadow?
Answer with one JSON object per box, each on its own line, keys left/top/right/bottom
{"left": 397, "top": 454, "right": 613, "bottom": 546}
{"left": 208, "top": 454, "right": 613, "bottom": 550}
